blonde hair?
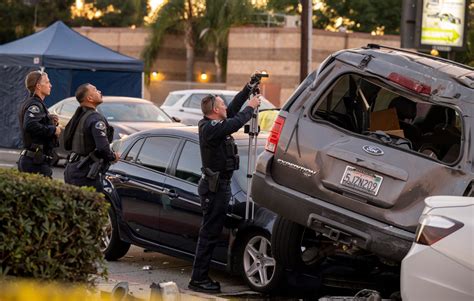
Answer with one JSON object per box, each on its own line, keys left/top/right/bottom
{"left": 25, "top": 70, "right": 47, "bottom": 95}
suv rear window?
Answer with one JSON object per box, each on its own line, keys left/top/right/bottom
{"left": 311, "top": 74, "right": 462, "bottom": 164}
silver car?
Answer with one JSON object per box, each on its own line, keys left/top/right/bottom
{"left": 160, "top": 89, "right": 275, "bottom": 126}
{"left": 401, "top": 196, "right": 474, "bottom": 301}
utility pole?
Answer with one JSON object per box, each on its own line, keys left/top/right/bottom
{"left": 300, "top": 0, "right": 312, "bottom": 82}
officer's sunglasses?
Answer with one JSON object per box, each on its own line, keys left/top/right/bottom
{"left": 207, "top": 94, "right": 218, "bottom": 110}
{"left": 33, "top": 70, "right": 45, "bottom": 86}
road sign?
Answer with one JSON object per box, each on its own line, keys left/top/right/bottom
{"left": 415, "top": 0, "right": 468, "bottom": 50}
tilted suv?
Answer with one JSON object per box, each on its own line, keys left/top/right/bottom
{"left": 251, "top": 44, "right": 474, "bottom": 270}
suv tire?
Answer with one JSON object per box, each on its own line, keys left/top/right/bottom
{"left": 102, "top": 207, "right": 131, "bottom": 261}
{"left": 272, "top": 215, "right": 331, "bottom": 271}
{"left": 272, "top": 216, "right": 306, "bottom": 269}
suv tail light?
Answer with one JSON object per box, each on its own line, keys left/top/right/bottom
{"left": 388, "top": 72, "right": 431, "bottom": 95}
{"left": 265, "top": 115, "right": 285, "bottom": 153}
{"left": 415, "top": 215, "right": 464, "bottom": 246}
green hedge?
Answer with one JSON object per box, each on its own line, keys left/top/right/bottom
{"left": 0, "top": 169, "right": 109, "bottom": 284}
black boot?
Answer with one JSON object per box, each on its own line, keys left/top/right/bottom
{"left": 188, "top": 278, "right": 221, "bottom": 293}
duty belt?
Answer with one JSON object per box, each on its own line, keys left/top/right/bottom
{"left": 201, "top": 173, "right": 232, "bottom": 184}
{"left": 20, "top": 149, "right": 53, "bottom": 162}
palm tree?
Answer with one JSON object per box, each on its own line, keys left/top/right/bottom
{"left": 199, "top": 0, "right": 253, "bottom": 82}
{"left": 142, "top": 0, "right": 204, "bottom": 82}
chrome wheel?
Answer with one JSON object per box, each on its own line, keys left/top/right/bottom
{"left": 243, "top": 235, "right": 276, "bottom": 288}
{"left": 100, "top": 213, "right": 113, "bottom": 252}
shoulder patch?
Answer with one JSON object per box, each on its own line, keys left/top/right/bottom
{"left": 95, "top": 121, "right": 106, "bottom": 131}
{"left": 28, "top": 105, "right": 40, "bottom": 114}
{"left": 211, "top": 120, "right": 223, "bottom": 126}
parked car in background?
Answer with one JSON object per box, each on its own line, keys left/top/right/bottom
{"left": 101, "top": 127, "right": 283, "bottom": 293}
{"left": 401, "top": 196, "right": 474, "bottom": 301}
{"left": 251, "top": 45, "right": 473, "bottom": 273}
{"left": 160, "top": 89, "right": 275, "bottom": 125}
{"left": 48, "top": 96, "right": 183, "bottom": 163}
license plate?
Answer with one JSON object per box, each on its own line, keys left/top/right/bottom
{"left": 340, "top": 166, "right": 383, "bottom": 196}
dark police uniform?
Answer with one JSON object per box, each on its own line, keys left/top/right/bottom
{"left": 18, "top": 94, "right": 57, "bottom": 177}
{"left": 191, "top": 84, "right": 255, "bottom": 283}
{"left": 64, "top": 107, "right": 115, "bottom": 191}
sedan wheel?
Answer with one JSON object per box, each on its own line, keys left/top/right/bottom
{"left": 102, "top": 207, "right": 131, "bottom": 261}
{"left": 239, "top": 231, "right": 283, "bottom": 293}
{"left": 100, "top": 214, "right": 113, "bottom": 252}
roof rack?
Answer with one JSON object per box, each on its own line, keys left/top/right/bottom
{"left": 365, "top": 44, "right": 474, "bottom": 72}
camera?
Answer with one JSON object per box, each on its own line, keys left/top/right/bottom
{"left": 254, "top": 72, "right": 269, "bottom": 79}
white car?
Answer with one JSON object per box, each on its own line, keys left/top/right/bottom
{"left": 160, "top": 89, "right": 275, "bottom": 125}
{"left": 401, "top": 196, "right": 474, "bottom": 301}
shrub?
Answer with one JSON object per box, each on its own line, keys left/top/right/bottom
{"left": 0, "top": 169, "right": 109, "bottom": 284}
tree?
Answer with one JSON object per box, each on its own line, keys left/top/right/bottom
{"left": 318, "top": 0, "right": 402, "bottom": 34}
{"left": 142, "top": 0, "right": 205, "bottom": 82}
{"left": 35, "top": 0, "right": 75, "bottom": 27}
{"left": 199, "top": 0, "right": 253, "bottom": 82}
{"left": 267, "top": 0, "right": 402, "bottom": 34}
{"left": 69, "top": 0, "right": 147, "bottom": 27}
{"left": 0, "top": 1, "right": 34, "bottom": 44}
{"left": 266, "top": 0, "right": 299, "bottom": 14}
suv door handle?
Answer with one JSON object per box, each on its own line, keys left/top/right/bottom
{"left": 116, "top": 174, "right": 129, "bottom": 182}
{"left": 164, "top": 188, "right": 179, "bottom": 198}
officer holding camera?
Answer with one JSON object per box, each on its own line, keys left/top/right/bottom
{"left": 63, "top": 83, "right": 119, "bottom": 191}
{"left": 188, "top": 73, "right": 262, "bottom": 293}
{"left": 18, "top": 70, "right": 61, "bottom": 178}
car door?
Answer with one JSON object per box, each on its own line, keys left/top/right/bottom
{"left": 108, "top": 135, "right": 180, "bottom": 243}
{"left": 159, "top": 140, "right": 228, "bottom": 262}
{"left": 273, "top": 69, "right": 469, "bottom": 232}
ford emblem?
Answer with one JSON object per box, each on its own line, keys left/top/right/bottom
{"left": 363, "top": 145, "right": 384, "bottom": 156}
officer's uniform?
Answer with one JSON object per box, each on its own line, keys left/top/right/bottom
{"left": 64, "top": 107, "right": 115, "bottom": 191}
{"left": 18, "top": 94, "right": 57, "bottom": 177}
{"left": 191, "top": 84, "right": 255, "bottom": 282}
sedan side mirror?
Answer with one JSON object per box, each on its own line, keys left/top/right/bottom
{"left": 172, "top": 116, "right": 181, "bottom": 123}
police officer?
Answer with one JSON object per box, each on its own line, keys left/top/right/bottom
{"left": 63, "top": 83, "right": 119, "bottom": 191}
{"left": 188, "top": 74, "right": 262, "bottom": 293}
{"left": 18, "top": 70, "right": 61, "bottom": 177}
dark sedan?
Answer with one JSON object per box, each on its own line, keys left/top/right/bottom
{"left": 100, "top": 127, "right": 283, "bottom": 293}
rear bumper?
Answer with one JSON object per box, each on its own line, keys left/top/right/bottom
{"left": 401, "top": 243, "right": 474, "bottom": 301}
{"left": 251, "top": 152, "right": 414, "bottom": 261}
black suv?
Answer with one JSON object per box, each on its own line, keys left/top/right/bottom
{"left": 251, "top": 45, "right": 473, "bottom": 270}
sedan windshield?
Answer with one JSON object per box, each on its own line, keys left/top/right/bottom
{"left": 98, "top": 103, "right": 172, "bottom": 122}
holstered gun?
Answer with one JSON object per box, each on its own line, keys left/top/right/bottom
{"left": 201, "top": 167, "right": 219, "bottom": 193}
{"left": 86, "top": 152, "right": 103, "bottom": 180}
{"left": 32, "top": 145, "right": 44, "bottom": 164}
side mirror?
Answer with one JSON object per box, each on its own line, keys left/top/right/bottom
{"left": 172, "top": 116, "right": 181, "bottom": 123}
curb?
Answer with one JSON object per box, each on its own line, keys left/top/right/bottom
{"left": 99, "top": 280, "right": 231, "bottom": 301}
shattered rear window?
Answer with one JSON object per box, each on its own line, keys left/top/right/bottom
{"left": 312, "top": 74, "right": 462, "bottom": 164}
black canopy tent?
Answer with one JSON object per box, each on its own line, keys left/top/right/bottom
{"left": 0, "top": 21, "right": 144, "bottom": 148}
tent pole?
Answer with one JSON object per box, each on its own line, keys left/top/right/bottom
{"left": 141, "top": 72, "right": 145, "bottom": 98}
